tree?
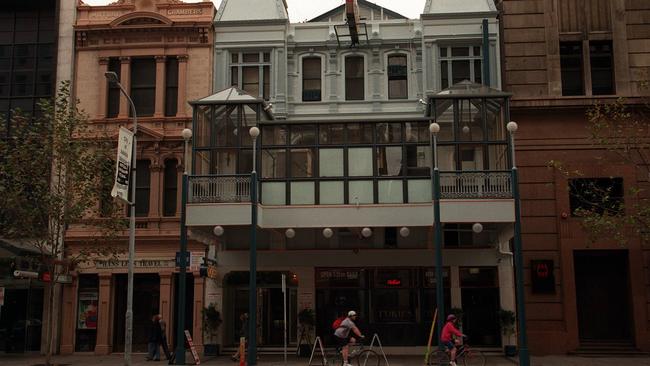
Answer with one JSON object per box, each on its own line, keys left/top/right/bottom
{"left": 0, "top": 81, "right": 126, "bottom": 365}
{"left": 548, "top": 83, "right": 650, "bottom": 246}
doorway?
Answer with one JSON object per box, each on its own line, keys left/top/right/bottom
{"left": 574, "top": 250, "right": 632, "bottom": 342}
{"left": 112, "top": 274, "right": 160, "bottom": 352}
{"left": 0, "top": 287, "right": 43, "bottom": 353}
{"left": 460, "top": 267, "right": 501, "bottom": 347}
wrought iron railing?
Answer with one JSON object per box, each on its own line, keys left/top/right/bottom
{"left": 439, "top": 171, "right": 512, "bottom": 199}
{"left": 188, "top": 175, "right": 251, "bottom": 203}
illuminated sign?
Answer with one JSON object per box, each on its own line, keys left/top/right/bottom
{"left": 386, "top": 279, "right": 402, "bottom": 286}
{"left": 531, "top": 260, "right": 555, "bottom": 294}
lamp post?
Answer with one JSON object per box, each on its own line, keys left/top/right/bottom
{"left": 248, "top": 126, "right": 260, "bottom": 366}
{"left": 105, "top": 71, "right": 137, "bottom": 366}
{"left": 175, "top": 128, "right": 193, "bottom": 365}
{"left": 507, "top": 121, "right": 530, "bottom": 366}
{"left": 429, "top": 121, "right": 444, "bottom": 347}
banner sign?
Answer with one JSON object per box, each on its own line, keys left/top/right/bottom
{"left": 111, "top": 127, "right": 134, "bottom": 203}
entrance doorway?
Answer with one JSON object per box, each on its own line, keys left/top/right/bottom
{"left": 460, "top": 267, "right": 501, "bottom": 347}
{"left": 225, "top": 271, "right": 297, "bottom": 347}
{"left": 112, "top": 274, "right": 160, "bottom": 352}
{"left": 574, "top": 250, "right": 632, "bottom": 342}
{"left": 0, "top": 287, "right": 43, "bottom": 353}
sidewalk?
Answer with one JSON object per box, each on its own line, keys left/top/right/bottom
{"left": 1, "top": 354, "right": 650, "bottom": 366}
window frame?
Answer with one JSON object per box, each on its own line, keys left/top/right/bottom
{"left": 129, "top": 57, "right": 156, "bottom": 117}
{"left": 344, "top": 54, "right": 365, "bottom": 101}
{"left": 301, "top": 55, "right": 323, "bottom": 102}
{"left": 230, "top": 51, "right": 272, "bottom": 100}
{"left": 386, "top": 53, "right": 409, "bottom": 100}
{"left": 163, "top": 158, "right": 178, "bottom": 217}
{"left": 439, "top": 45, "right": 483, "bottom": 90}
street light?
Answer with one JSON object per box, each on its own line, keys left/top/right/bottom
{"left": 175, "top": 128, "right": 192, "bottom": 365}
{"left": 507, "top": 121, "right": 530, "bottom": 366}
{"left": 105, "top": 71, "right": 138, "bottom": 366}
{"left": 248, "top": 126, "right": 260, "bottom": 366}
{"left": 429, "top": 121, "right": 444, "bottom": 348}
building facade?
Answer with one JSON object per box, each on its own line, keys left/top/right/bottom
{"left": 0, "top": 0, "right": 76, "bottom": 354}
{"left": 500, "top": 0, "right": 650, "bottom": 355}
{"left": 187, "top": 0, "right": 518, "bottom": 352}
{"left": 61, "top": 0, "right": 215, "bottom": 355}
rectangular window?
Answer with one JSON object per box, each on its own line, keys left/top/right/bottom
{"left": 107, "top": 58, "right": 121, "bottom": 118}
{"left": 163, "top": 159, "right": 178, "bottom": 217}
{"left": 230, "top": 51, "right": 271, "bottom": 100}
{"left": 165, "top": 57, "right": 178, "bottom": 117}
{"left": 439, "top": 46, "right": 482, "bottom": 89}
{"left": 345, "top": 56, "right": 364, "bottom": 101}
{"left": 130, "top": 58, "right": 156, "bottom": 117}
{"left": 569, "top": 177, "right": 623, "bottom": 216}
{"left": 590, "top": 41, "right": 614, "bottom": 95}
{"left": 387, "top": 55, "right": 407, "bottom": 99}
{"left": 560, "top": 42, "right": 584, "bottom": 96}
{"left": 128, "top": 160, "right": 150, "bottom": 217}
{"left": 302, "top": 57, "right": 322, "bottom": 102}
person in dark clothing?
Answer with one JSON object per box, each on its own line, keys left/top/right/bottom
{"left": 158, "top": 314, "right": 171, "bottom": 360}
{"left": 146, "top": 315, "right": 163, "bottom": 361}
{"left": 231, "top": 313, "right": 249, "bottom": 362}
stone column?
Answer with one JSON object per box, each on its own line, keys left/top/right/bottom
{"left": 94, "top": 273, "right": 112, "bottom": 355}
{"left": 149, "top": 162, "right": 162, "bottom": 218}
{"left": 498, "top": 258, "right": 517, "bottom": 345}
{"left": 176, "top": 55, "right": 188, "bottom": 117}
{"left": 154, "top": 56, "right": 166, "bottom": 118}
{"left": 192, "top": 275, "right": 205, "bottom": 353}
{"left": 159, "top": 272, "right": 173, "bottom": 341}
{"left": 98, "top": 57, "right": 109, "bottom": 119}
{"left": 59, "top": 276, "right": 78, "bottom": 354}
{"left": 118, "top": 57, "right": 131, "bottom": 119}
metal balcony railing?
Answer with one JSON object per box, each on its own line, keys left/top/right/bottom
{"left": 439, "top": 171, "right": 512, "bottom": 199}
{"left": 188, "top": 175, "right": 251, "bottom": 203}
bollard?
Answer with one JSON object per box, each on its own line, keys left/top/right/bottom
{"left": 239, "top": 337, "right": 246, "bottom": 366}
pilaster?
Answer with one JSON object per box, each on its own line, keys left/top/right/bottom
{"left": 177, "top": 55, "right": 188, "bottom": 117}
{"left": 98, "top": 57, "right": 109, "bottom": 119}
{"left": 118, "top": 57, "right": 131, "bottom": 119}
{"left": 59, "top": 276, "right": 78, "bottom": 355}
{"left": 192, "top": 275, "right": 205, "bottom": 353}
{"left": 94, "top": 273, "right": 112, "bottom": 355}
{"left": 154, "top": 55, "right": 166, "bottom": 118}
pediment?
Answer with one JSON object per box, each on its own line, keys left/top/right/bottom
{"left": 110, "top": 11, "right": 173, "bottom": 28}
{"left": 113, "top": 124, "right": 164, "bottom": 141}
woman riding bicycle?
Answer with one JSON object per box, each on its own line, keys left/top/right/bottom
{"left": 440, "top": 314, "right": 466, "bottom": 366}
{"left": 333, "top": 310, "right": 365, "bottom": 366}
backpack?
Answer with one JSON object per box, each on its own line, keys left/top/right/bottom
{"left": 331, "top": 316, "right": 345, "bottom": 330}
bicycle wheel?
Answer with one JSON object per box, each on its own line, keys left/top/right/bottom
{"left": 461, "top": 350, "right": 486, "bottom": 366}
{"left": 355, "top": 349, "right": 380, "bottom": 366}
{"left": 433, "top": 349, "right": 450, "bottom": 366}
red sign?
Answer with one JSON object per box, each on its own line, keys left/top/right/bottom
{"left": 41, "top": 272, "right": 51, "bottom": 282}
{"left": 386, "top": 279, "right": 402, "bottom": 286}
{"left": 184, "top": 330, "right": 201, "bottom": 365}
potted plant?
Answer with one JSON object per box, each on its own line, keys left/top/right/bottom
{"left": 297, "top": 308, "right": 315, "bottom": 357}
{"left": 498, "top": 309, "right": 517, "bottom": 357}
{"left": 202, "top": 303, "right": 223, "bottom": 356}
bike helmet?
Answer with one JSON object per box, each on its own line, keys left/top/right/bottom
{"left": 447, "top": 314, "right": 457, "bottom": 321}
{"left": 348, "top": 310, "right": 357, "bottom": 317}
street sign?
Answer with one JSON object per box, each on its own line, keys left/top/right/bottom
{"left": 111, "top": 127, "right": 134, "bottom": 203}
{"left": 175, "top": 251, "right": 191, "bottom": 267}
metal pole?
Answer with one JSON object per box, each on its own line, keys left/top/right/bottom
{"left": 482, "top": 18, "right": 491, "bottom": 86}
{"left": 248, "top": 134, "right": 258, "bottom": 366}
{"left": 116, "top": 82, "right": 137, "bottom": 366}
{"left": 282, "top": 274, "right": 287, "bottom": 366}
{"left": 175, "top": 139, "right": 190, "bottom": 365}
{"left": 431, "top": 130, "right": 444, "bottom": 348}
{"left": 510, "top": 131, "right": 530, "bottom": 366}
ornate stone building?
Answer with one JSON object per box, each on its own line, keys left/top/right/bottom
{"left": 61, "top": 0, "right": 215, "bottom": 355}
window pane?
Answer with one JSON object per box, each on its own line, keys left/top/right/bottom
{"left": 487, "top": 144, "right": 508, "bottom": 170}
{"left": 130, "top": 58, "right": 156, "bottom": 117}
{"left": 348, "top": 123, "right": 373, "bottom": 143}
{"left": 263, "top": 52, "right": 270, "bottom": 63}
{"left": 290, "top": 125, "right": 316, "bottom": 145}
{"left": 263, "top": 65, "right": 270, "bottom": 100}
{"left": 345, "top": 56, "right": 364, "bottom": 100}
{"left": 590, "top": 41, "right": 614, "bottom": 95}
{"left": 378, "top": 180, "right": 403, "bottom": 203}
{"left": 349, "top": 181, "right": 374, "bottom": 204}
{"left": 290, "top": 148, "right": 315, "bottom": 177}
{"left": 165, "top": 57, "right": 179, "bottom": 117}
{"left": 376, "top": 123, "right": 401, "bottom": 143}
{"left": 303, "top": 57, "right": 321, "bottom": 78}
{"left": 438, "top": 145, "right": 456, "bottom": 171}
{"left": 262, "top": 125, "right": 287, "bottom": 145}
{"left": 474, "top": 60, "right": 482, "bottom": 84}
{"left": 569, "top": 178, "right": 623, "bottom": 216}
{"left": 560, "top": 42, "right": 584, "bottom": 96}
{"left": 473, "top": 46, "right": 482, "bottom": 57}
{"left": 405, "top": 146, "right": 431, "bottom": 176}
{"left": 319, "top": 124, "right": 345, "bottom": 144}
{"left": 452, "top": 60, "right": 470, "bottom": 85}
{"left": 231, "top": 66, "right": 238, "bottom": 86}
{"left": 441, "top": 60, "right": 449, "bottom": 89}
{"left": 214, "top": 149, "right": 237, "bottom": 174}
{"left": 238, "top": 149, "right": 253, "bottom": 174}
{"left": 348, "top": 148, "right": 373, "bottom": 176}
{"left": 319, "top": 148, "right": 344, "bottom": 177}
{"left": 163, "top": 159, "right": 178, "bottom": 216}
{"left": 262, "top": 149, "right": 286, "bottom": 178}
{"left": 377, "top": 146, "right": 403, "bottom": 176}
{"left": 242, "top": 66, "right": 259, "bottom": 96}
{"left": 440, "top": 47, "right": 448, "bottom": 57}
{"left": 405, "top": 122, "right": 429, "bottom": 143}
{"left": 320, "top": 181, "right": 344, "bottom": 204}
{"left": 231, "top": 53, "right": 239, "bottom": 63}
{"left": 408, "top": 180, "right": 431, "bottom": 203}
{"left": 261, "top": 182, "right": 286, "bottom": 205}
{"left": 290, "top": 182, "right": 315, "bottom": 205}
{"left": 451, "top": 47, "right": 469, "bottom": 57}
{"left": 388, "top": 80, "right": 407, "bottom": 99}
{"left": 243, "top": 53, "right": 259, "bottom": 63}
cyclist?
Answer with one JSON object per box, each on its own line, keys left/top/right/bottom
{"left": 333, "top": 310, "right": 365, "bottom": 366}
{"left": 440, "top": 314, "right": 465, "bottom": 366}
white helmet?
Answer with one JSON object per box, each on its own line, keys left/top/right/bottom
{"left": 348, "top": 310, "right": 357, "bottom": 317}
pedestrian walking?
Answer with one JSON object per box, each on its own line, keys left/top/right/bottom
{"left": 158, "top": 314, "right": 171, "bottom": 360}
{"left": 146, "top": 314, "right": 163, "bottom": 361}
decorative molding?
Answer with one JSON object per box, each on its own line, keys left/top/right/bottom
{"left": 119, "top": 56, "right": 131, "bottom": 63}
{"left": 98, "top": 57, "right": 110, "bottom": 65}
{"left": 177, "top": 55, "right": 188, "bottom": 62}
{"left": 155, "top": 55, "right": 167, "bottom": 62}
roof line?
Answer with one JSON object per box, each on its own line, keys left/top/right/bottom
{"left": 308, "top": 0, "right": 408, "bottom": 22}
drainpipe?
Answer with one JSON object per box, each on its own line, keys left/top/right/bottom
{"left": 482, "top": 18, "right": 490, "bottom": 86}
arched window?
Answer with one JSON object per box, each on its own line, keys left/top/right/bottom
{"left": 163, "top": 159, "right": 178, "bottom": 216}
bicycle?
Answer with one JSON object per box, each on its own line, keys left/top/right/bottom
{"left": 429, "top": 338, "right": 486, "bottom": 366}
{"left": 326, "top": 338, "right": 382, "bottom": 366}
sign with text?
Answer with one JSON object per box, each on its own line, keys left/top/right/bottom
{"left": 111, "top": 127, "right": 134, "bottom": 203}
{"left": 531, "top": 260, "right": 555, "bottom": 294}
{"left": 184, "top": 330, "right": 201, "bottom": 365}
{"left": 175, "top": 252, "right": 191, "bottom": 268}
{"left": 93, "top": 259, "right": 175, "bottom": 269}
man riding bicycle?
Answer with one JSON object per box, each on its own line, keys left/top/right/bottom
{"left": 440, "top": 314, "right": 466, "bottom": 366}
{"left": 333, "top": 311, "right": 365, "bottom": 366}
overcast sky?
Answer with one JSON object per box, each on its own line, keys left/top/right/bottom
{"left": 81, "top": 0, "right": 426, "bottom": 21}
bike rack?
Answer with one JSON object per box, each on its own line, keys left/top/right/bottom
{"left": 367, "top": 334, "right": 390, "bottom": 366}
{"left": 307, "top": 336, "right": 328, "bottom": 366}
{"left": 307, "top": 334, "right": 390, "bottom": 366}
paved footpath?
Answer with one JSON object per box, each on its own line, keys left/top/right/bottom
{"left": 0, "top": 354, "right": 649, "bottom": 366}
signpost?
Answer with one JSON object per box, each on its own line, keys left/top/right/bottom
{"left": 282, "top": 274, "right": 287, "bottom": 366}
